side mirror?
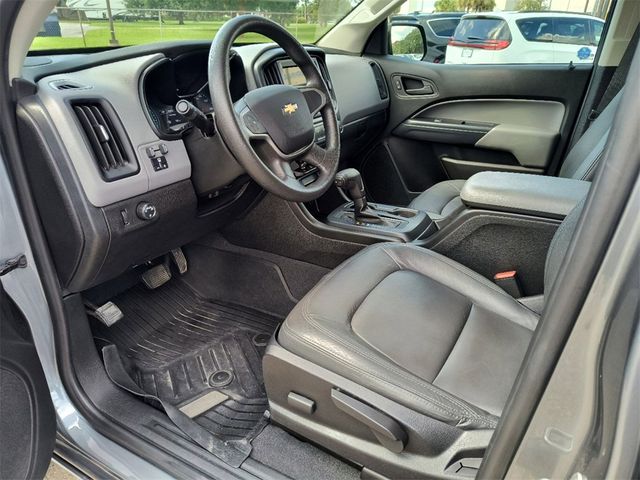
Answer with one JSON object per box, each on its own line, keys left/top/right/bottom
{"left": 390, "top": 23, "right": 427, "bottom": 61}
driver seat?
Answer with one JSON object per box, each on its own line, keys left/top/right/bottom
{"left": 263, "top": 201, "right": 584, "bottom": 477}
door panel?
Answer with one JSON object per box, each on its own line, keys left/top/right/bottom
{"left": 396, "top": 98, "right": 564, "bottom": 172}
{"left": 361, "top": 57, "right": 592, "bottom": 202}
{"left": 0, "top": 284, "right": 55, "bottom": 480}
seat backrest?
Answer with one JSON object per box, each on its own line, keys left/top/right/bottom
{"left": 559, "top": 90, "right": 622, "bottom": 181}
{"left": 544, "top": 198, "right": 585, "bottom": 297}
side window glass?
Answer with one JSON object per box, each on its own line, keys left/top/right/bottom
{"left": 553, "top": 18, "right": 590, "bottom": 45}
{"left": 428, "top": 18, "right": 460, "bottom": 37}
{"left": 390, "top": 0, "right": 612, "bottom": 65}
{"left": 592, "top": 20, "right": 604, "bottom": 45}
{"left": 517, "top": 18, "right": 553, "bottom": 42}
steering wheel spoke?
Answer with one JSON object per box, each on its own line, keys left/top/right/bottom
{"left": 299, "top": 143, "right": 330, "bottom": 173}
{"left": 235, "top": 96, "right": 315, "bottom": 169}
{"left": 270, "top": 157, "right": 298, "bottom": 183}
{"left": 300, "top": 87, "right": 328, "bottom": 117}
{"left": 234, "top": 98, "right": 268, "bottom": 141}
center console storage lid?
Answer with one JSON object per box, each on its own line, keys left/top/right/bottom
{"left": 460, "top": 172, "right": 590, "bottom": 219}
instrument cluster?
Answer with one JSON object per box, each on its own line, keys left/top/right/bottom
{"left": 143, "top": 49, "right": 246, "bottom": 137}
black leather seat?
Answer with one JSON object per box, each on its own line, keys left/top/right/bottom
{"left": 409, "top": 91, "right": 621, "bottom": 217}
{"left": 279, "top": 243, "right": 535, "bottom": 426}
{"left": 275, "top": 200, "right": 583, "bottom": 430}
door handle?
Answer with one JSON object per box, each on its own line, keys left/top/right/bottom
{"left": 405, "top": 83, "right": 435, "bottom": 95}
{"left": 392, "top": 74, "right": 436, "bottom": 96}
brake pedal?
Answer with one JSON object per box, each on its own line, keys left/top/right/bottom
{"left": 170, "top": 248, "right": 188, "bottom": 275}
{"left": 142, "top": 263, "right": 172, "bottom": 289}
{"left": 86, "top": 301, "right": 123, "bottom": 327}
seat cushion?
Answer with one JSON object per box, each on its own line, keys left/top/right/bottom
{"left": 408, "top": 179, "right": 466, "bottom": 217}
{"left": 278, "top": 243, "right": 539, "bottom": 429}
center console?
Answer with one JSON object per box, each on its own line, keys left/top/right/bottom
{"left": 327, "top": 202, "right": 435, "bottom": 242}
{"left": 326, "top": 168, "right": 435, "bottom": 242}
{"left": 314, "top": 170, "right": 590, "bottom": 296}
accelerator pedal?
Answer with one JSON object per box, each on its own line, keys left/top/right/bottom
{"left": 170, "top": 247, "right": 188, "bottom": 275}
{"left": 142, "top": 263, "right": 171, "bottom": 289}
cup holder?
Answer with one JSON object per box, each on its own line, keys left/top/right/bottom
{"left": 391, "top": 208, "right": 418, "bottom": 218}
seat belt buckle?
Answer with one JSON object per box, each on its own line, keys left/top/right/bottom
{"left": 493, "top": 270, "right": 523, "bottom": 298}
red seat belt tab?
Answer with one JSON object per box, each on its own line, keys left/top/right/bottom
{"left": 493, "top": 270, "right": 523, "bottom": 298}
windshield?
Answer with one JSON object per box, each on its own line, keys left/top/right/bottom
{"left": 30, "top": 0, "right": 360, "bottom": 52}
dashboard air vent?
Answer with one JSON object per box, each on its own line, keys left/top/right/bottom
{"left": 315, "top": 59, "right": 333, "bottom": 92}
{"left": 50, "top": 79, "right": 90, "bottom": 91}
{"left": 263, "top": 62, "right": 284, "bottom": 85}
{"left": 369, "top": 62, "right": 388, "bottom": 100}
{"left": 72, "top": 101, "right": 139, "bottom": 181}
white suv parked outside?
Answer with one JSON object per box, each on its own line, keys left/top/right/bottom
{"left": 445, "top": 12, "right": 605, "bottom": 64}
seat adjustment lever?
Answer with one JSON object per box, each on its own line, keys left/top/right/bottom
{"left": 331, "top": 388, "right": 407, "bottom": 453}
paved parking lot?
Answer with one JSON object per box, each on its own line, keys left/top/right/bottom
{"left": 45, "top": 461, "right": 77, "bottom": 480}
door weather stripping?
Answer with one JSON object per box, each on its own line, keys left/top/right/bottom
{"left": 0, "top": 254, "right": 27, "bottom": 276}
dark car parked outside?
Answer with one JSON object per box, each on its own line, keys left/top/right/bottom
{"left": 391, "top": 12, "right": 464, "bottom": 63}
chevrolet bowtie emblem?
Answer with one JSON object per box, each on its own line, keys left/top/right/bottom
{"left": 282, "top": 103, "right": 298, "bottom": 115}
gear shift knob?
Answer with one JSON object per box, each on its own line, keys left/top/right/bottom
{"left": 334, "top": 168, "right": 386, "bottom": 225}
{"left": 335, "top": 168, "right": 368, "bottom": 213}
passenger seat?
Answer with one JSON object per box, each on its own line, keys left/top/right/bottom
{"left": 408, "top": 90, "right": 622, "bottom": 218}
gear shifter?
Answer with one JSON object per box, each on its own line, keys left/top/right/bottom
{"left": 334, "top": 169, "right": 385, "bottom": 224}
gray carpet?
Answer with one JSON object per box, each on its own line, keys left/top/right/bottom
{"left": 223, "top": 194, "right": 364, "bottom": 269}
{"left": 251, "top": 425, "right": 360, "bottom": 480}
{"left": 186, "top": 233, "right": 331, "bottom": 318}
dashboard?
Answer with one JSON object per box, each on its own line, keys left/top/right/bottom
{"left": 19, "top": 41, "right": 390, "bottom": 292}
{"left": 141, "top": 49, "right": 331, "bottom": 138}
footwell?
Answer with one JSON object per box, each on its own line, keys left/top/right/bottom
{"left": 93, "top": 280, "right": 282, "bottom": 442}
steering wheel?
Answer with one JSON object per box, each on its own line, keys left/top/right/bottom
{"left": 208, "top": 16, "right": 340, "bottom": 202}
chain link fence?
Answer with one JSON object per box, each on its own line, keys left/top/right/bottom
{"left": 33, "top": 7, "right": 324, "bottom": 50}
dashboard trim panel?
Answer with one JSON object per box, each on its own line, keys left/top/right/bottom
{"left": 22, "top": 41, "right": 391, "bottom": 292}
{"left": 37, "top": 54, "right": 192, "bottom": 207}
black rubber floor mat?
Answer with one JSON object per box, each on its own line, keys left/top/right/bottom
{"left": 93, "top": 281, "right": 281, "bottom": 442}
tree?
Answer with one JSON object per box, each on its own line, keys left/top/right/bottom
{"left": 434, "top": 0, "right": 460, "bottom": 12}
{"left": 517, "top": 0, "right": 546, "bottom": 11}
{"left": 307, "top": 0, "right": 352, "bottom": 27}
{"left": 459, "top": 0, "right": 495, "bottom": 12}
{"left": 297, "top": 0, "right": 313, "bottom": 22}
{"left": 261, "top": 0, "right": 298, "bottom": 26}
{"left": 123, "top": 0, "right": 144, "bottom": 8}
{"left": 392, "top": 28, "right": 424, "bottom": 58}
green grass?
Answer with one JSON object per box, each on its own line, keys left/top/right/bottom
{"left": 30, "top": 20, "right": 328, "bottom": 51}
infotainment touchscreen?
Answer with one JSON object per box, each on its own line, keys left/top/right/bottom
{"left": 281, "top": 65, "right": 307, "bottom": 86}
